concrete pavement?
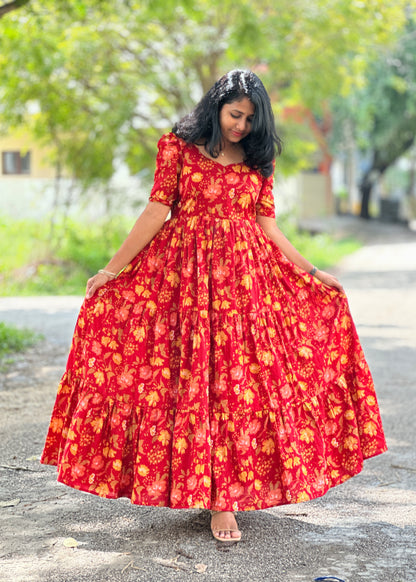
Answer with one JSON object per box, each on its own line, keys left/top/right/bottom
{"left": 1, "top": 217, "right": 415, "bottom": 582}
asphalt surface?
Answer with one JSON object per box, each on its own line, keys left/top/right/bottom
{"left": 1, "top": 216, "right": 415, "bottom": 582}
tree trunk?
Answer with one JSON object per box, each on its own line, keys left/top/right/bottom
{"left": 0, "top": 0, "right": 31, "bottom": 18}
{"left": 359, "top": 172, "right": 374, "bottom": 219}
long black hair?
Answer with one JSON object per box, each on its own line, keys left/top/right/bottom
{"left": 172, "top": 69, "right": 282, "bottom": 178}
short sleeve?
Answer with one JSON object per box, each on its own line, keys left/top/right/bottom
{"left": 255, "top": 164, "right": 276, "bottom": 218}
{"left": 149, "top": 133, "right": 183, "bottom": 207}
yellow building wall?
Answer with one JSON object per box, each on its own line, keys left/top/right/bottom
{"left": 0, "top": 132, "right": 56, "bottom": 179}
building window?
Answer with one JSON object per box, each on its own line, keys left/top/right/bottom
{"left": 2, "top": 151, "right": 31, "bottom": 175}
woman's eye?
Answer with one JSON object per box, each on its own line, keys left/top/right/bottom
{"left": 230, "top": 114, "right": 240, "bottom": 119}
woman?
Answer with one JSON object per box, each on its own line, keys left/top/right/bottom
{"left": 41, "top": 70, "right": 387, "bottom": 543}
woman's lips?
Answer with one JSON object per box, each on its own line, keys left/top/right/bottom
{"left": 231, "top": 130, "right": 243, "bottom": 137}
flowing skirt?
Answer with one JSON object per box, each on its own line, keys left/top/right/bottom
{"left": 41, "top": 215, "right": 387, "bottom": 510}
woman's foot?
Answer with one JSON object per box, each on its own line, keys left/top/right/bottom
{"left": 210, "top": 510, "right": 241, "bottom": 542}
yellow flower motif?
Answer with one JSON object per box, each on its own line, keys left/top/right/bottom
{"left": 94, "top": 371, "right": 105, "bottom": 385}
{"left": 175, "top": 438, "right": 188, "bottom": 454}
{"left": 94, "top": 302, "right": 105, "bottom": 315}
{"left": 158, "top": 430, "right": 171, "bottom": 445}
{"left": 344, "top": 436, "right": 358, "bottom": 450}
{"left": 193, "top": 333, "right": 202, "bottom": 349}
{"left": 337, "top": 375, "right": 347, "bottom": 390}
{"left": 366, "top": 395, "right": 376, "bottom": 406}
{"left": 216, "top": 446, "right": 227, "bottom": 462}
{"left": 70, "top": 444, "right": 78, "bottom": 455}
{"left": 273, "top": 301, "right": 282, "bottom": 311}
{"left": 166, "top": 272, "right": 180, "bottom": 286}
{"left": 133, "top": 328, "right": 146, "bottom": 341}
{"left": 264, "top": 294, "right": 272, "bottom": 305}
{"left": 300, "top": 428, "right": 315, "bottom": 443}
{"left": 249, "top": 363, "right": 261, "bottom": 374}
{"left": 137, "top": 464, "right": 149, "bottom": 476}
{"left": 241, "top": 274, "right": 253, "bottom": 290}
{"left": 344, "top": 409, "right": 355, "bottom": 420}
{"left": 363, "top": 421, "right": 378, "bottom": 436}
{"left": 112, "top": 353, "right": 122, "bottom": 365}
{"left": 254, "top": 479, "right": 262, "bottom": 491}
{"left": 284, "top": 458, "right": 293, "bottom": 469}
{"left": 244, "top": 389, "right": 255, "bottom": 404}
{"left": 162, "top": 368, "right": 171, "bottom": 379}
{"left": 239, "top": 471, "right": 248, "bottom": 482}
{"left": 191, "top": 172, "right": 203, "bottom": 182}
{"left": 238, "top": 192, "right": 251, "bottom": 208}
{"left": 180, "top": 369, "right": 191, "bottom": 380}
{"left": 203, "top": 475, "right": 211, "bottom": 488}
{"left": 299, "top": 322, "right": 307, "bottom": 331}
{"left": 146, "top": 391, "right": 160, "bottom": 406}
{"left": 90, "top": 418, "right": 103, "bottom": 433}
{"left": 261, "top": 351, "right": 274, "bottom": 366}
{"left": 96, "top": 483, "right": 110, "bottom": 497}
{"left": 297, "top": 491, "right": 310, "bottom": 503}
{"left": 261, "top": 438, "right": 275, "bottom": 455}
{"left": 299, "top": 346, "right": 313, "bottom": 359}
{"left": 113, "top": 459, "right": 122, "bottom": 471}
{"left": 214, "top": 331, "right": 228, "bottom": 346}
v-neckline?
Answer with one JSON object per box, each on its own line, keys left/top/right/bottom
{"left": 190, "top": 143, "right": 245, "bottom": 169}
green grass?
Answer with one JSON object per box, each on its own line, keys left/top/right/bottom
{"left": 0, "top": 215, "right": 133, "bottom": 296}
{"left": 0, "top": 321, "right": 41, "bottom": 367}
{"left": 279, "top": 216, "right": 362, "bottom": 271}
{"left": 0, "top": 214, "right": 361, "bottom": 296}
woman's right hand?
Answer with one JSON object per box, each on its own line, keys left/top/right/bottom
{"left": 86, "top": 272, "right": 113, "bottom": 299}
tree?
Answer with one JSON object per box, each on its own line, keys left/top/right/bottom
{"left": 0, "top": 0, "right": 30, "bottom": 18}
{"left": 0, "top": 0, "right": 409, "bottom": 194}
{"left": 331, "top": 14, "right": 416, "bottom": 218}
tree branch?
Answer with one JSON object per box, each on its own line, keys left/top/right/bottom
{"left": 0, "top": 0, "right": 31, "bottom": 18}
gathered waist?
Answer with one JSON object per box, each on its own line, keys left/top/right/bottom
{"left": 172, "top": 213, "right": 257, "bottom": 226}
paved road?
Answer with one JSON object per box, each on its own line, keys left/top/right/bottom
{"left": 1, "top": 218, "right": 416, "bottom": 582}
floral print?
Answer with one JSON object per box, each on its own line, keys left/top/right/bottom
{"left": 41, "top": 133, "right": 387, "bottom": 511}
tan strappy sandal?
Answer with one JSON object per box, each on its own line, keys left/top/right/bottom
{"left": 210, "top": 510, "right": 242, "bottom": 542}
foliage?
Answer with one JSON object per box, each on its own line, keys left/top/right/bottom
{"left": 278, "top": 214, "right": 361, "bottom": 270}
{"left": 330, "top": 11, "right": 416, "bottom": 218}
{"left": 0, "top": 321, "right": 40, "bottom": 366}
{"left": 0, "top": 214, "right": 133, "bottom": 295}
{"left": 0, "top": 0, "right": 409, "bottom": 188}
{"left": 0, "top": 214, "right": 360, "bottom": 296}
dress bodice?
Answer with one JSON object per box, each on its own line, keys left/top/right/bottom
{"left": 149, "top": 133, "right": 276, "bottom": 222}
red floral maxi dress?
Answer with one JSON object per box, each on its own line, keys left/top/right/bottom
{"left": 41, "top": 133, "right": 387, "bottom": 511}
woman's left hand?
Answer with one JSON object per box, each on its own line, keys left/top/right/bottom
{"left": 314, "top": 270, "right": 344, "bottom": 292}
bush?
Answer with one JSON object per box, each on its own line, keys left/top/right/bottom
{"left": 0, "top": 321, "right": 41, "bottom": 363}
{"left": 0, "top": 215, "right": 133, "bottom": 295}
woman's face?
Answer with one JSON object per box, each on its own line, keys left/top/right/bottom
{"left": 219, "top": 97, "right": 255, "bottom": 145}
